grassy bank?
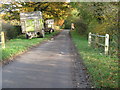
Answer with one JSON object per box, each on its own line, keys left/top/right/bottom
{"left": 1, "top": 30, "right": 61, "bottom": 61}
{"left": 70, "top": 30, "right": 118, "bottom": 88}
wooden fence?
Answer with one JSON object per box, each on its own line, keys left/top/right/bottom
{"left": 0, "top": 32, "right": 5, "bottom": 49}
{"left": 88, "top": 32, "right": 109, "bottom": 55}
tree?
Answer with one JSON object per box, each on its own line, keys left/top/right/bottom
{"left": 69, "top": 2, "right": 119, "bottom": 57}
{"left": 2, "top": 2, "right": 71, "bottom": 21}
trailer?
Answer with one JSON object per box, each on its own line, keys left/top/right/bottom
{"left": 20, "top": 11, "right": 45, "bottom": 39}
{"left": 44, "top": 19, "right": 54, "bottom": 34}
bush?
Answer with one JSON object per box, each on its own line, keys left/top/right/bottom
{"left": 64, "top": 20, "right": 71, "bottom": 29}
{"left": 74, "top": 19, "right": 88, "bottom": 35}
{"left": 64, "top": 18, "right": 88, "bottom": 35}
{"left": 2, "top": 23, "right": 22, "bottom": 40}
{"left": 54, "top": 26, "right": 60, "bottom": 30}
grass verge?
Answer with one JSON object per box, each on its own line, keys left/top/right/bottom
{"left": 70, "top": 30, "right": 118, "bottom": 88}
{"left": 1, "top": 30, "right": 61, "bottom": 62}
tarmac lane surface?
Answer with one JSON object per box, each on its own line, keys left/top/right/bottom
{"left": 2, "top": 30, "right": 91, "bottom": 88}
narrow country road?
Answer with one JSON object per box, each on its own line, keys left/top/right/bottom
{"left": 2, "top": 30, "right": 91, "bottom": 88}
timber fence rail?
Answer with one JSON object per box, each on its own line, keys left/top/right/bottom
{"left": 88, "top": 32, "right": 109, "bottom": 55}
{"left": 0, "top": 32, "right": 5, "bottom": 49}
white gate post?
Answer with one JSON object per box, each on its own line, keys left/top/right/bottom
{"left": 88, "top": 32, "right": 92, "bottom": 46}
{"left": 1, "top": 32, "right": 5, "bottom": 49}
{"left": 105, "top": 34, "right": 109, "bottom": 55}
{"left": 95, "top": 33, "right": 99, "bottom": 48}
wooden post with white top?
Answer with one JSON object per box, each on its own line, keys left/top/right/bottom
{"left": 105, "top": 34, "right": 109, "bottom": 55}
{"left": 1, "top": 32, "right": 5, "bottom": 49}
{"left": 88, "top": 32, "right": 92, "bottom": 46}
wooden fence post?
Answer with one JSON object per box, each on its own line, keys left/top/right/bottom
{"left": 105, "top": 34, "right": 109, "bottom": 55}
{"left": 88, "top": 32, "right": 92, "bottom": 46}
{"left": 95, "top": 33, "right": 99, "bottom": 48}
{"left": 1, "top": 32, "right": 5, "bottom": 49}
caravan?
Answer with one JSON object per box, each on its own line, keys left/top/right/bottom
{"left": 20, "top": 11, "right": 45, "bottom": 39}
